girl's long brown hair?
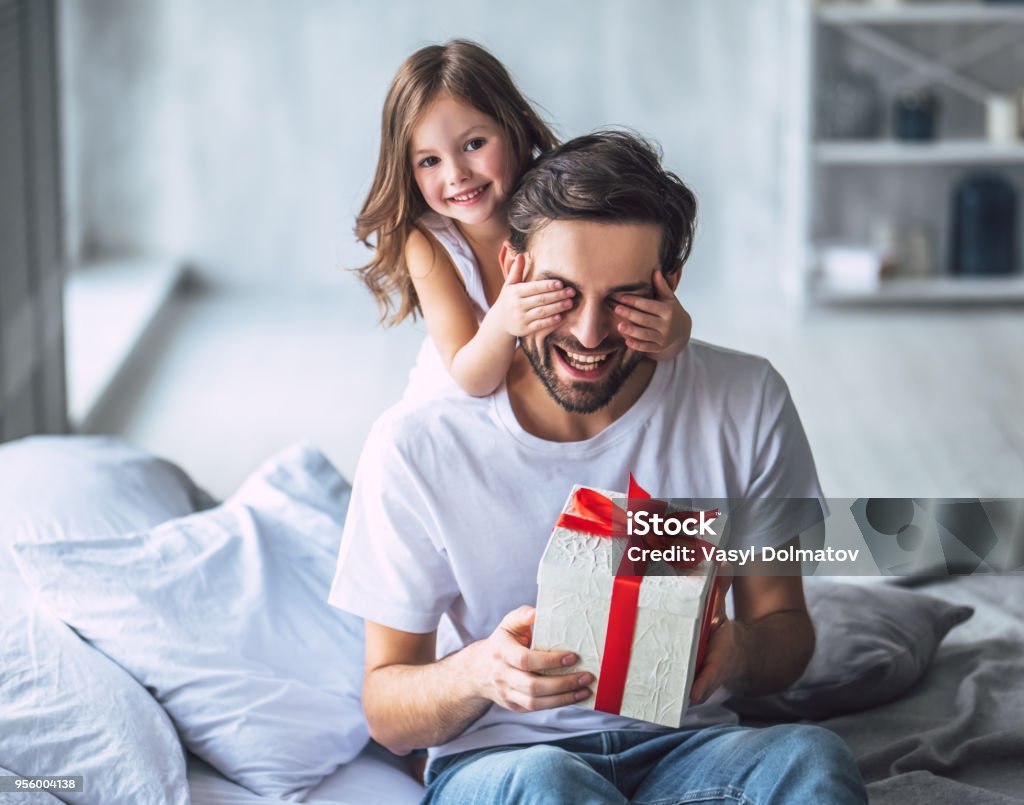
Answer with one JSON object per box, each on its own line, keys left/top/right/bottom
{"left": 355, "top": 40, "right": 558, "bottom": 325}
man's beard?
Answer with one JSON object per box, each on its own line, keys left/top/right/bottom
{"left": 521, "top": 333, "right": 642, "bottom": 414}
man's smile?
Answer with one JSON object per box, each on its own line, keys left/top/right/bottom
{"left": 551, "top": 344, "right": 618, "bottom": 380}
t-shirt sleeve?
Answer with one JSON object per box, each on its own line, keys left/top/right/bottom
{"left": 328, "top": 414, "right": 459, "bottom": 633}
{"left": 726, "top": 363, "right": 828, "bottom": 550}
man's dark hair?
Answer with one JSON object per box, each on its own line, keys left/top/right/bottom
{"left": 507, "top": 130, "right": 698, "bottom": 274}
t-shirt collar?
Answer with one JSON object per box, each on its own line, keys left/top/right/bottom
{"left": 492, "top": 357, "right": 673, "bottom": 455}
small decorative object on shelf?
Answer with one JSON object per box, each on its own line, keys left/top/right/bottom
{"left": 986, "top": 94, "right": 1020, "bottom": 144}
{"left": 871, "top": 219, "right": 934, "bottom": 278}
{"left": 951, "top": 174, "right": 1018, "bottom": 275}
{"left": 819, "top": 244, "right": 883, "bottom": 291}
{"left": 893, "top": 89, "right": 940, "bottom": 141}
{"left": 818, "top": 66, "right": 883, "bottom": 139}
{"left": 898, "top": 225, "right": 933, "bottom": 278}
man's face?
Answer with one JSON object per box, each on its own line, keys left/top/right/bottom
{"left": 514, "top": 219, "right": 664, "bottom": 414}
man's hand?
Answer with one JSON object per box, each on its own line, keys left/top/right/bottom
{"left": 614, "top": 269, "right": 691, "bottom": 360}
{"left": 361, "top": 606, "right": 593, "bottom": 755}
{"left": 468, "top": 605, "right": 593, "bottom": 712}
{"left": 490, "top": 254, "right": 575, "bottom": 337}
{"left": 689, "top": 568, "right": 815, "bottom": 704}
{"left": 690, "top": 569, "right": 741, "bottom": 705}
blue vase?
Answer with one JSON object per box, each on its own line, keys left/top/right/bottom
{"left": 893, "top": 90, "right": 940, "bottom": 141}
{"left": 950, "top": 175, "right": 1019, "bottom": 276}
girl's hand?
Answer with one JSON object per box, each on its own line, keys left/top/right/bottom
{"left": 614, "top": 270, "right": 692, "bottom": 360}
{"left": 492, "top": 254, "right": 575, "bottom": 337}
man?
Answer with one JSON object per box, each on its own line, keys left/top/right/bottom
{"left": 330, "top": 131, "right": 866, "bottom": 803}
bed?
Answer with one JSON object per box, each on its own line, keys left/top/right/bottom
{"left": 1, "top": 436, "right": 1021, "bottom": 804}
{"left": 813, "top": 574, "right": 1024, "bottom": 804}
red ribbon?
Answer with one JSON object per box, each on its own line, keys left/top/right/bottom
{"left": 554, "top": 474, "right": 722, "bottom": 717}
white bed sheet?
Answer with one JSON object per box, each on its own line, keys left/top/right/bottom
{"left": 187, "top": 743, "right": 424, "bottom": 805}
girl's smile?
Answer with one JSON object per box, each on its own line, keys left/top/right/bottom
{"left": 447, "top": 183, "right": 491, "bottom": 205}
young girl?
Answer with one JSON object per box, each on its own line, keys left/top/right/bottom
{"left": 356, "top": 40, "right": 691, "bottom": 399}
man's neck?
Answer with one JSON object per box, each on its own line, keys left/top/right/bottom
{"left": 505, "top": 353, "right": 658, "bottom": 442}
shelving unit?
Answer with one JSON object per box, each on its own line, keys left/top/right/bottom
{"left": 812, "top": 275, "right": 1024, "bottom": 305}
{"left": 817, "top": 3, "right": 1024, "bottom": 24}
{"left": 801, "top": 2, "right": 1024, "bottom": 305}
{"left": 815, "top": 140, "right": 1024, "bottom": 165}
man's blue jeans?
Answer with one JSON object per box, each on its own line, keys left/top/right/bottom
{"left": 422, "top": 724, "right": 867, "bottom": 804}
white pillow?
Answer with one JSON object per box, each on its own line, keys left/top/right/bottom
{"left": 0, "top": 573, "right": 189, "bottom": 804}
{"left": 0, "top": 435, "right": 204, "bottom": 805}
{"left": 0, "top": 435, "right": 210, "bottom": 564}
{"left": 15, "top": 444, "right": 367, "bottom": 801}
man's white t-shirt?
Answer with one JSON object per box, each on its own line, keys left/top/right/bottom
{"left": 329, "top": 340, "right": 825, "bottom": 762}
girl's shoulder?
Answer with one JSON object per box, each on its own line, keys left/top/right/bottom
{"left": 415, "top": 211, "right": 473, "bottom": 258}
{"left": 404, "top": 222, "right": 451, "bottom": 281}
{"left": 411, "top": 212, "right": 481, "bottom": 285}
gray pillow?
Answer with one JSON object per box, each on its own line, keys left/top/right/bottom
{"left": 726, "top": 581, "right": 974, "bottom": 720}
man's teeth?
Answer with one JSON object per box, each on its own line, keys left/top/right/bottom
{"left": 451, "top": 186, "right": 485, "bottom": 202}
{"left": 564, "top": 350, "right": 609, "bottom": 371}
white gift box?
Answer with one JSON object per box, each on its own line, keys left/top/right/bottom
{"left": 532, "top": 484, "right": 722, "bottom": 728}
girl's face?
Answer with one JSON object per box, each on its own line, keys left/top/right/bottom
{"left": 410, "top": 94, "right": 518, "bottom": 229}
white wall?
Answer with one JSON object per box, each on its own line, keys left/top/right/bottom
{"left": 62, "top": 0, "right": 795, "bottom": 296}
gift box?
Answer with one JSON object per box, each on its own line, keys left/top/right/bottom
{"left": 532, "top": 476, "right": 723, "bottom": 728}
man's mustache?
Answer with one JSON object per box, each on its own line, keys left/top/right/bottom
{"left": 544, "top": 335, "right": 625, "bottom": 354}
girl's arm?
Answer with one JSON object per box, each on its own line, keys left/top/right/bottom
{"left": 406, "top": 229, "right": 571, "bottom": 396}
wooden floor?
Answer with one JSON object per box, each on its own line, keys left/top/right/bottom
{"left": 92, "top": 280, "right": 1024, "bottom": 501}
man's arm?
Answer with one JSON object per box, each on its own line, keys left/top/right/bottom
{"left": 362, "top": 606, "right": 594, "bottom": 755}
{"left": 690, "top": 540, "right": 815, "bottom": 704}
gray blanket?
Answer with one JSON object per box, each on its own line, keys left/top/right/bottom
{"left": 820, "top": 576, "right": 1024, "bottom": 804}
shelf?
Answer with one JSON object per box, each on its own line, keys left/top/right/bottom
{"left": 810, "top": 275, "right": 1024, "bottom": 305}
{"left": 801, "top": 3, "right": 1024, "bottom": 306}
{"left": 815, "top": 140, "right": 1024, "bottom": 164}
{"left": 818, "top": 3, "right": 1024, "bottom": 26}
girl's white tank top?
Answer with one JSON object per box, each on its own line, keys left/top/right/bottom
{"left": 402, "top": 212, "right": 491, "bottom": 400}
